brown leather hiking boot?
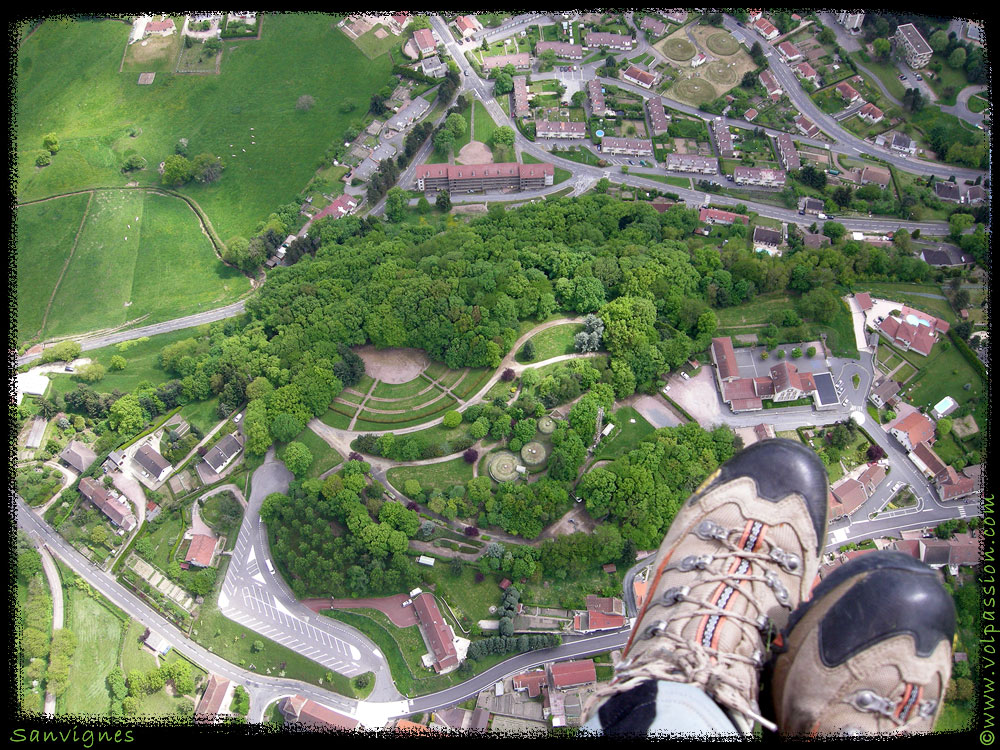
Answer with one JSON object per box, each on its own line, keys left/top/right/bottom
{"left": 769, "top": 551, "right": 956, "bottom": 736}
{"left": 584, "top": 439, "right": 829, "bottom": 734}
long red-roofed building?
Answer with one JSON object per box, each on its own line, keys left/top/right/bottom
{"left": 513, "top": 670, "right": 547, "bottom": 698}
{"left": 415, "top": 162, "right": 553, "bottom": 193}
{"left": 313, "top": 194, "right": 358, "bottom": 222}
{"left": 280, "top": 695, "right": 359, "bottom": 730}
{"left": 549, "top": 660, "right": 597, "bottom": 690}
{"left": 194, "top": 675, "right": 231, "bottom": 722}
{"left": 700, "top": 207, "right": 748, "bottom": 226}
{"left": 413, "top": 592, "right": 459, "bottom": 673}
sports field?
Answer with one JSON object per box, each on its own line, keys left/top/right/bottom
{"left": 17, "top": 190, "right": 249, "bottom": 344}
{"left": 16, "top": 15, "right": 394, "bottom": 240}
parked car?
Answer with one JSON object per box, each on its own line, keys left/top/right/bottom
{"left": 64, "top": 365, "right": 74, "bottom": 372}
{"left": 915, "top": 74, "right": 923, "bottom": 81}
{"left": 681, "top": 372, "right": 690, "bottom": 380}
{"left": 402, "top": 599, "right": 413, "bottom": 608}
{"left": 233, "top": 413, "right": 243, "bottom": 424}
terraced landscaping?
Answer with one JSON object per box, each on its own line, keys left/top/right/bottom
{"left": 706, "top": 32, "right": 739, "bottom": 56}
{"left": 662, "top": 37, "right": 696, "bottom": 61}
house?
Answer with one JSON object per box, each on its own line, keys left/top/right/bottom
{"left": 512, "top": 75, "right": 531, "bottom": 118}
{"left": 714, "top": 341, "right": 818, "bottom": 412}
{"left": 768, "top": 361, "right": 817, "bottom": 401}
{"left": 536, "top": 120, "right": 587, "bottom": 139}
{"left": 854, "top": 292, "right": 873, "bottom": 312}
{"left": 855, "top": 102, "right": 883, "bottom": 124}
{"left": 536, "top": 41, "right": 583, "bottom": 60}
{"left": 667, "top": 154, "right": 717, "bottom": 173}
{"left": 893, "top": 23, "right": 932, "bottom": 69}
{"left": 794, "top": 61, "right": 818, "bottom": 83}
{"left": 640, "top": 16, "right": 667, "bottom": 37}
{"left": 413, "top": 592, "right": 459, "bottom": 672}
{"left": 145, "top": 18, "right": 176, "bottom": 37}
{"left": 836, "top": 12, "right": 865, "bottom": 34}
{"left": 861, "top": 166, "right": 891, "bottom": 189}
{"left": 454, "top": 15, "right": 481, "bottom": 39}
{"left": 774, "top": 133, "right": 800, "bottom": 170}
{"left": 965, "top": 21, "right": 983, "bottom": 44}
{"left": 835, "top": 82, "right": 860, "bottom": 103}
{"left": 513, "top": 671, "right": 547, "bottom": 698}
{"left": 665, "top": 10, "right": 688, "bottom": 24}
{"left": 600, "top": 136, "right": 653, "bottom": 156}
{"left": 890, "top": 411, "right": 936, "bottom": 452}
{"left": 777, "top": 41, "right": 802, "bottom": 61}
{"left": 800, "top": 196, "right": 825, "bottom": 215}
{"left": 794, "top": 115, "right": 820, "bottom": 138}
{"left": 829, "top": 478, "right": 868, "bottom": 518}
{"left": 313, "top": 193, "right": 358, "bottom": 222}
{"left": 203, "top": 433, "right": 244, "bottom": 474}
{"left": 877, "top": 305, "right": 949, "bottom": 357}
{"left": 918, "top": 244, "right": 974, "bottom": 267}
{"left": 936, "top": 466, "right": 978, "bottom": 501}
{"left": 646, "top": 98, "right": 671, "bottom": 136}
{"left": 60, "top": 441, "right": 97, "bottom": 474}
{"left": 79, "top": 477, "right": 137, "bottom": 532}
{"left": 573, "top": 608, "right": 626, "bottom": 632}
{"left": 869, "top": 379, "right": 901, "bottom": 409}
{"left": 432, "top": 707, "right": 490, "bottom": 732}
{"left": 747, "top": 10, "right": 763, "bottom": 23}
{"left": 649, "top": 197, "right": 676, "bottom": 213}
{"left": 622, "top": 65, "right": 657, "bottom": 89}
{"left": 934, "top": 181, "right": 962, "bottom": 203}
{"left": 412, "top": 27, "right": 437, "bottom": 56}
{"left": 753, "top": 226, "right": 783, "bottom": 249}
{"left": 965, "top": 185, "right": 985, "bottom": 204}
{"left": 394, "top": 720, "right": 433, "bottom": 734}
{"left": 586, "top": 595, "right": 625, "bottom": 615}
{"left": 584, "top": 32, "right": 633, "bottom": 51}
{"left": 481, "top": 53, "right": 530, "bottom": 71}
{"left": 142, "top": 628, "right": 171, "bottom": 656}
{"left": 588, "top": 79, "right": 611, "bottom": 117}
{"left": 753, "top": 17, "right": 779, "bottom": 40}
{"left": 386, "top": 96, "right": 431, "bottom": 132}
{"left": 712, "top": 120, "right": 734, "bottom": 158}
{"left": 279, "top": 696, "right": 359, "bottom": 730}
{"left": 744, "top": 108, "right": 758, "bottom": 122}
{"left": 691, "top": 52, "right": 708, "bottom": 68}
{"left": 711, "top": 336, "right": 741, "bottom": 384}
{"left": 185, "top": 534, "right": 218, "bottom": 568}
{"left": 102, "top": 449, "right": 127, "bottom": 475}
{"left": 194, "top": 675, "right": 232, "bottom": 722}
{"left": 700, "top": 207, "right": 749, "bottom": 226}
{"left": 420, "top": 55, "right": 447, "bottom": 78}
{"left": 549, "top": 660, "right": 597, "bottom": 690}
{"left": 760, "top": 70, "right": 782, "bottom": 100}
{"left": 134, "top": 444, "right": 172, "bottom": 483}
{"left": 877, "top": 131, "right": 916, "bottom": 155}
{"left": 415, "top": 162, "right": 554, "bottom": 193}
{"left": 733, "top": 166, "right": 786, "bottom": 188}
{"left": 801, "top": 231, "right": 831, "bottom": 248}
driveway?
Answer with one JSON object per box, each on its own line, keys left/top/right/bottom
{"left": 631, "top": 395, "right": 683, "bottom": 429}
{"left": 667, "top": 368, "right": 726, "bottom": 426}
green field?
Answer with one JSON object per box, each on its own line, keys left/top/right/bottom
{"left": 473, "top": 100, "right": 498, "bottom": 146}
{"left": 386, "top": 457, "right": 474, "bottom": 495}
{"left": 15, "top": 192, "right": 92, "bottom": 342}
{"left": 372, "top": 377, "right": 436, "bottom": 400}
{"left": 596, "top": 407, "right": 656, "bottom": 460}
{"left": 349, "top": 24, "right": 402, "bottom": 60}
{"left": 290, "top": 426, "right": 344, "bottom": 478}
{"left": 967, "top": 94, "right": 987, "bottom": 114}
{"left": 62, "top": 589, "right": 125, "bottom": 715}
{"left": 517, "top": 324, "right": 584, "bottom": 363}
{"left": 16, "top": 15, "right": 394, "bottom": 241}
{"left": 18, "top": 190, "right": 249, "bottom": 344}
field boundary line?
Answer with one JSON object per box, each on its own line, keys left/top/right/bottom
{"left": 38, "top": 190, "right": 94, "bottom": 338}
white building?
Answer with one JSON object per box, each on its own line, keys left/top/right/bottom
{"left": 836, "top": 11, "right": 865, "bottom": 35}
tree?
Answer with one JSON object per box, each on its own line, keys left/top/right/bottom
{"left": 463, "top": 448, "right": 478, "bottom": 464}
{"left": 929, "top": 29, "right": 948, "bottom": 52}
{"left": 42, "top": 133, "right": 60, "bottom": 153}
{"left": 948, "top": 47, "right": 967, "bottom": 69}
{"left": 520, "top": 339, "right": 536, "bottom": 361}
{"left": 161, "top": 154, "right": 193, "bottom": 186}
{"left": 270, "top": 413, "right": 303, "bottom": 443}
{"left": 109, "top": 355, "right": 127, "bottom": 371}
{"left": 78, "top": 363, "right": 107, "bottom": 382}
{"left": 282, "top": 441, "right": 312, "bottom": 478}
{"left": 445, "top": 112, "right": 468, "bottom": 139}
{"left": 936, "top": 417, "right": 953, "bottom": 440}
{"left": 493, "top": 71, "right": 514, "bottom": 95}
{"left": 296, "top": 95, "right": 315, "bottom": 111}
{"left": 806, "top": 346, "right": 816, "bottom": 357}
{"left": 192, "top": 153, "right": 225, "bottom": 183}
{"left": 442, "top": 410, "right": 462, "bottom": 428}
{"left": 822, "top": 221, "right": 846, "bottom": 242}
{"left": 385, "top": 187, "right": 408, "bottom": 222}
{"left": 435, "top": 190, "right": 451, "bottom": 212}
{"left": 741, "top": 71, "right": 757, "bottom": 89}
{"left": 434, "top": 127, "right": 455, "bottom": 155}
{"left": 492, "top": 125, "right": 515, "bottom": 147}
{"left": 872, "top": 37, "right": 891, "bottom": 61}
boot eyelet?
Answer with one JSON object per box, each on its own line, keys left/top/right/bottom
{"left": 640, "top": 620, "right": 668, "bottom": 640}
{"left": 660, "top": 586, "right": 690, "bottom": 606}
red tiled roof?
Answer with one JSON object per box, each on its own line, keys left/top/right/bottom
{"left": 314, "top": 193, "right": 358, "bottom": 222}
{"left": 455, "top": 15, "right": 478, "bottom": 33}
{"left": 146, "top": 19, "right": 175, "bottom": 33}
{"left": 413, "top": 592, "right": 458, "bottom": 671}
{"left": 550, "top": 660, "right": 597, "bottom": 689}
{"left": 513, "top": 671, "right": 547, "bottom": 698}
{"left": 185, "top": 534, "right": 217, "bottom": 567}
{"left": 195, "top": 674, "right": 230, "bottom": 718}
{"left": 836, "top": 82, "right": 860, "bottom": 100}
{"left": 700, "top": 207, "right": 748, "bottom": 225}
{"left": 730, "top": 397, "right": 763, "bottom": 411}
{"left": 296, "top": 698, "right": 359, "bottom": 730}
{"left": 585, "top": 596, "right": 624, "bottom": 615}
{"left": 855, "top": 292, "right": 872, "bottom": 311}
{"left": 831, "top": 478, "right": 867, "bottom": 516}
{"left": 623, "top": 65, "right": 656, "bottom": 87}
{"left": 913, "top": 442, "right": 947, "bottom": 477}
{"left": 795, "top": 61, "right": 817, "bottom": 78}
{"left": 712, "top": 337, "right": 739, "bottom": 381}
{"left": 778, "top": 41, "right": 800, "bottom": 58}
{"left": 413, "top": 28, "right": 436, "bottom": 52}
{"left": 894, "top": 412, "right": 936, "bottom": 447}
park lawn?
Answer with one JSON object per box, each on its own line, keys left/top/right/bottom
{"left": 597, "top": 407, "right": 656, "bottom": 460}
{"left": 421, "top": 564, "right": 503, "bottom": 622}
{"left": 294, "top": 425, "right": 344, "bottom": 478}
{"left": 372, "top": 389, "right": 453, "bottom": 412}
{"left": 45, "top": 324, "right": 214, "bottom": 402}
{"left": 362, "top": 421, "right": 472, "bottom": 457}
{"left": 15, "top": 192, "right": 92, "bottom": 343}
{"left": 924, "top": 54, "right": 971, "bottom": 105}
{"left": 373, "top": 377, "right": 438, "bottom": 400}
{"left": 61, "top": 588, "right": 126, "bottom": 715}
{"left": 120, "top": 617, "right": 159, "bottom": 674}
{"left": 319, "top": 408, "right": 355, "bottom": 430}
{"left": 437, "top": 368, "right": 466, "bottom": 390}
{"left": 968, "top": 94, "right": 987, "bottom": 114}
{"left": 454, "top": 100, "right": 474, "bottom": 151}
{"left": 337, "top": 390, "right": 366, "bottom": 405}
{"left": 641, "top": 174, "right": 691, "bottom": 188}
{"left": 555, "top": 145, "right": 603, "bottom": 166}
{"left": 141, "top": 507, "right": 186, "bottom": 570}
{"left": 33, "top": 190, "right": 249, "bottom": 342}
{"left": 355, "top": 374, "right": 376, "bottom": 394}
{"left": 386, "top": 457, "right": 474, "bottom": 494}
{"left": 850, "top": 53, "right": 906, "bottom": 100}
{"left": 17, "top": 16, "right": 394, "bottom": 241}
{"left": 716, "top": 293, "right": 795, "bottom": 326}
{"left": 473, "top": 100, "right": 498, "bottom": 146}
{"left": 349, "top": 24, "right": 402, "bottom": 60}
{"left": 905, "top": 344, "right": 985, "bottom": 419}
{"left": 178, "top": 397, "right": 222, "bottom": 435}
{"left": 517, "top": 323, "right": 584, "bottom": 363}
{"left": 355, "top": 395, "right": 457, "bottom": 429}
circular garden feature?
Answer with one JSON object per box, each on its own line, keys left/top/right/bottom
{"left": 488, "top": 451, "right": 520, "bottom": 482}
{"left": 520, "top": 441, "right": 548, "bottom": 468}
{"left": 673, "top": 77, "right": 717, "bottom": 104}
{"left": 537, "top": 416, "right": 556, "bottom": 434}
{"left": 706, "top": 32, "right": 740, "bottom": 56}
{"left": 705, "top": 61, "right": 737, "bottom": 86}
{"left": 663, "top": 37, "right": 696, "bottom": 61}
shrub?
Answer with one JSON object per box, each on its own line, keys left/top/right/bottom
{"left": 463, "top": 448, "right": 479, "bottom": 464}
{"left": 500, "top": 369, "right": 516, "bottom": 382}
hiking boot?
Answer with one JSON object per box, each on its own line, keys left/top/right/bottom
{"left": 584, "top": 438, "right": 829, "bottom": 734}
{"left": 768, "top": 550, "right": 955, "bottom": 736}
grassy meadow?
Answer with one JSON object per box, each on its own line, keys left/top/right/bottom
{"left": 16, "top": 15, "right": 394, "bottom": 241}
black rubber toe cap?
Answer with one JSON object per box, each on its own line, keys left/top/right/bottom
{"left": 713, "top": 438, "right": 829, "bottom": 545}
{"left": 815, "top": 551, "right": 957, "bottom": 666}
